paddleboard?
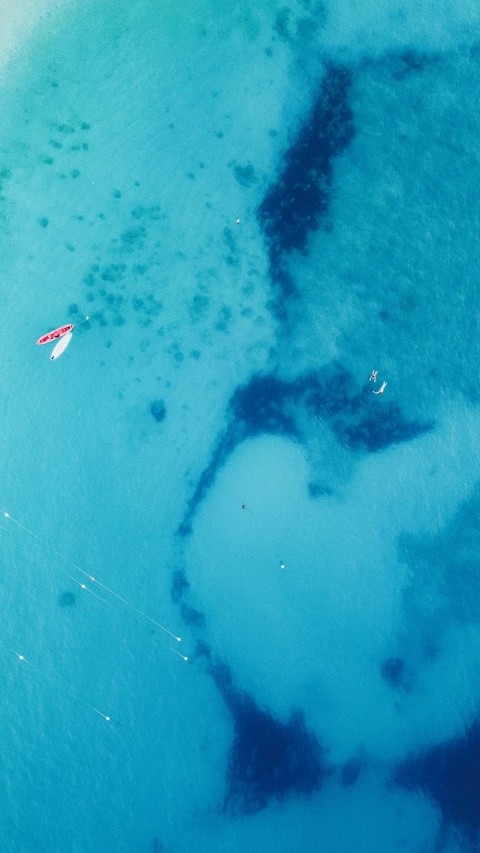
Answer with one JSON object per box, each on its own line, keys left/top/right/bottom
{"left": 50, "top": 332, "right": 72, "bottom": 360}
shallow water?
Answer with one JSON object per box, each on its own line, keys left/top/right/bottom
{"left": 0, "top": 1, "right": 480, "bottom": 851}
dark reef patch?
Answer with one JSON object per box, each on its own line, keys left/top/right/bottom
{"left": 171, "top": 569, "right": 190, "bottom": 604}
{"left": 177, "top": 364, "right": 433, "bottom": 535}
{"left": 121, "top": 225, "right": 146, "bottom": 247}
{"left": 170, "top": 571, "right": 207, "bottom": 630}
{"left": 257, "top": 63, "right": 354, "bottom": 306}
{"left": 360, "top": 50, "right": 440, "bottom": 83}
{"left": 101, "top": 263, "right": 126, "bottom": 283}
{"left": 230, "top": 374, "right": 301, "bottom": 439}
{"left": 274, "top": 7, "right": 291, "bottom": 40}
{"left": 180, "top": 602, "right": 206, "bottom": 628}
{"left": 150, "top": 399, "right": 166, "bottom": 423}
{"left": 393, "top": 721, "right": 480, "bottom": 842}
{"left": 308, "top": 483, "right": 333, "bottom": 498}
{"left": 337, "top": 400, "right": 433, "bottom": 453}
{"left": 193, "top": 640, "right": 212, "bottom": 662}
{"left": 58, "top": 591, "right": 76, "bottom": 607}
{"left": 380, "top": 657, "right": 405, "bottom": 688}
{"left": 340, "top": 754, "right": 363, "bottom": 788}
{"left": 177, "top": 376, "right": 299, "bottom": 533}
{"left": 232, "top": 163, "right": 257, "bottom": 188}
{"left": 384, "top": 50, "right": 440, "bottom": 81}
{"left": 389, "top": 50, "right": 430, "bottom": 80}
{"left": 210, "top": 660, "right": 329, "bottom": 815}
{"left": 303, "top": 365, "right": 434, "bottom": 452}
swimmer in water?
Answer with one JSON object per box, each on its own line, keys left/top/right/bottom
{"left": 369, "top": 370, "right": 378, "bottom": 382}
{"left": 242, "top": 505, "right": 246, "bottom": 509}
{"left": 373, "top": 381, "right": 387, "bottom": 395}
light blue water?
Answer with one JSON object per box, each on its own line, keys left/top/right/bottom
{"left": 1, "top": 1, "right": 480, "bottom": 851}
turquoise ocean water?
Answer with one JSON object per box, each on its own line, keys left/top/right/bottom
{"left": 1, "top": 1, "right": 480, "bottom": 850}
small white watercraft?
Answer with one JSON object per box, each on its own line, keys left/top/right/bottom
{"left": 50, "top": 331, "right": 72, "bottom": 360}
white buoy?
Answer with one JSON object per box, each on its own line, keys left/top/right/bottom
{"left": 171, "top": 649, "right": 188, "bottom": 661}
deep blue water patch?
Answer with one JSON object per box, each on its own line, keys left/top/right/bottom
{"left": 399, "top": 485, "right": 480, "bottom": 626}
{"left": 177, "top": 364, "right": 433, "bottom": 534}
{"left": 257, "top": 63, "right": 354, "bottom": 308}
{"left": 393, "top": 721, "right": 480, "bottom": 842}
{"left": 209, "top": 660, "right": 329, "bottom": 815}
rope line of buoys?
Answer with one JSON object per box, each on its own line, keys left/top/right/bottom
{"left": 10, "top": 649, "right": 111, "bottom": 721}
{"left": 0, "top": 510, "right": 182, "bottom": 643}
